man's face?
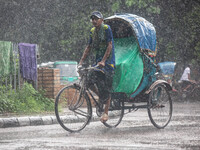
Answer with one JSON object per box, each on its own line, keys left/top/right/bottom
{"left": 91, "top": 16, "right": 103, "bottom": 28}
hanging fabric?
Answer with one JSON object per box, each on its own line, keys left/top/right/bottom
{"left": 18, "top": 43, "right": 37, "bottom": 81}
{"left": 0, "top": 41, "right": 14, "bottom": 76}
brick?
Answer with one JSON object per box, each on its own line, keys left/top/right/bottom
{"left": 53, "top": 71, "right": 60, "bottom": 74}
{"left": 60, "top": 85, "right": 67, "bottom": 89}
{"left": 42, "top": 85, "right": 60, "bottom": 89}
{"left": 38, "top": 73, "right": 55, "bottom": 77}
{"left": 43, "top": 88, "right": 54, "bottom": 92}
{"left": 54, "top": 88, "right": 60, "bottom": 91}
{"left": 40, "top": 76, "right": 55, "bottom": 80}
{"left": 42, "top": 76, "right": 60, "bottom": 80}
{"left": 38, "top": 78, "right": 60, "bottom": 84}
{"left": 38, "top": 85, "right": 43, "bottom": 89}
{"left": 38, "top": 81, "right": 60, "bottom": 85}
{"left": 45, "top": 91, "right": 58, "bottom": 95}
{"left": 39, "top": 83, "right": 54, "bottom": 88}
{"left": 38, "top": 68, "right": 53, "bottom": 72}
{"left": 38, "top": 81, "right": 53, "bottom": 84}
{"left": 53, "top": 77, "right": 60, "bottom": 80}
{"left": 38, "top": 69, "right": 59, "bottom": 74}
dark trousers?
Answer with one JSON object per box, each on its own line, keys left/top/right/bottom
{"left": 88, "top": 70, "right": 113, "bottom": 104}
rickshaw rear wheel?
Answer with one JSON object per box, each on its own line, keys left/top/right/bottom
{"left": 147, "top": 83, "right": 173, "bottom": 129}
{"left": 102, "top": 96, "right": 124, "bottom": 128}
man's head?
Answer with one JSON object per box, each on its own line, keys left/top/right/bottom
{"left": 90, "top": 11, "right": 103, "bottom": 28}
{"left": 188, "top": 63, "right": 192, "bottom": 68}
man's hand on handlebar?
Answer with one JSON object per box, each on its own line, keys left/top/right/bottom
{"left": 77, "top": 64, "right": 82, "bottom": 70}
{"left": 97, "top": 61, "right": 105, "bottom": 68}
{"left": 77, "top": 64, "right": 84, "bottom": 76}
{"left": 190, "top": 80, "right": 197, "bottom": 84}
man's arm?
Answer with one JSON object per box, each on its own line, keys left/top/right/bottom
{"left": 188, "top": 73, "right": 191, "bottom": 80}
{"left": 98, "top": 41, "right": 112, "bottom": 67}
{"left": 79, "top": 45, "right": 91, "bottom": 65}
{"left": 188, "top": 73, "right": 196, "bottom": 83}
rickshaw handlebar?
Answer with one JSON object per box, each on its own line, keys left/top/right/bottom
{"left": 77, "top": 65, "right": 104, "bottom": 75}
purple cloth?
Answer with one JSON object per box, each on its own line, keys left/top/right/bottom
{"left": 18, "top": 43, "right": 37, "bottom": 81}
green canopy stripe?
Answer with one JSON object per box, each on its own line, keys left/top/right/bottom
{"left": 112, "top": 37, "right": 143, "bottom": 94}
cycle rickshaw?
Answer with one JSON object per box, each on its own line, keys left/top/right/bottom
{"left": 55, "top": 13, "right": 173, "bottom": 132}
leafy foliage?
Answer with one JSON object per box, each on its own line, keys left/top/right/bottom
{"left": 0, "top": 83, "right": 54, "bottom": 113}
{"left": 0, "top": 0, "right": 200, "bottom": 66}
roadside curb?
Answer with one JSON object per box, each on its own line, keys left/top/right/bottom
{"left": 0, "top": 115, "right": 99, "bottom": 128}
{"left": 0, "top": 116, "right": 57, "bottom": 128}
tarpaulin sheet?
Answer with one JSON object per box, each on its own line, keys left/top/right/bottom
{"left": 0, "top": 41, "right": 14, "bottom": 76}
{"left": 158, "top": 62, "right": 176, "bottom": 75}
{"left": 105, "top": 13, "right": 156, "bottom": 52}
{"left": 112, "top": 37, "right": 143, "bottom": 94}
{"left": 130, "top": 55, "right": 156, "bottom": 98}
{"left": 18, "top": 43, "right": 37, "bottom": 81}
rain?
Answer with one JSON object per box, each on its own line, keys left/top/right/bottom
{"left": 0, "top": 0, "right": 200, "bottom": 149}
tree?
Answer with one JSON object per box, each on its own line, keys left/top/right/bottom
{"left": 0, "top": 0, "right": 199, "bottom": 66}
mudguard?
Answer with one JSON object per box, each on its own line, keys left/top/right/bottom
{"left": 145, "top": 80, "right": 172, "bottom": 94}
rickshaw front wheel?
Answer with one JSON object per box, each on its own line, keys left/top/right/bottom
{"left": 147, "top": 83, "right": 173, "bottom": 129}
{"left": 55, "top": 84, "right": 92, "bottom": 132}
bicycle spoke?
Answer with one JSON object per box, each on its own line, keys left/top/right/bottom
{"left": 72, "top": 109, "right": 91, "bottom": 117}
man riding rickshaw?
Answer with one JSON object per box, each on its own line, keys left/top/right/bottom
{"left": 55, "top": 12, "right": 173, "bottom": 132}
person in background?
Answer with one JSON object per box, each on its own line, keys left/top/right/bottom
{"left": 79, "top": 11, "right": 115, "bottom": 122}
{"left": 179, "top": 64, "right": 196, "bottom": 91}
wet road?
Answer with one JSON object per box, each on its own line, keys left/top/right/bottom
{"left": 0, "top": 101, "right": 200, "bottom": 150}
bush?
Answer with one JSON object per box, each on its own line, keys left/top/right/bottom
{"left": 0, "top": 82, "right": 54, "bottom": 114}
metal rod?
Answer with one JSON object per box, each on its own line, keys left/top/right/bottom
{"left": 123, "top": 104, "right": 148, "bottom": 109}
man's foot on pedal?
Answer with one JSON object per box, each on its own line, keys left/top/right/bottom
{"left": 100, "top": 113, "right": 108, "bottom": 123}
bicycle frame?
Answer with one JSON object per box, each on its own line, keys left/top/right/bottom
{"left": 78, "top": 66, "right": 104, "bottom": 112}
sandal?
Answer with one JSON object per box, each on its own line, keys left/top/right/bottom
{"left": 100, "top": 113, "right": 108, "bottom": 123}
